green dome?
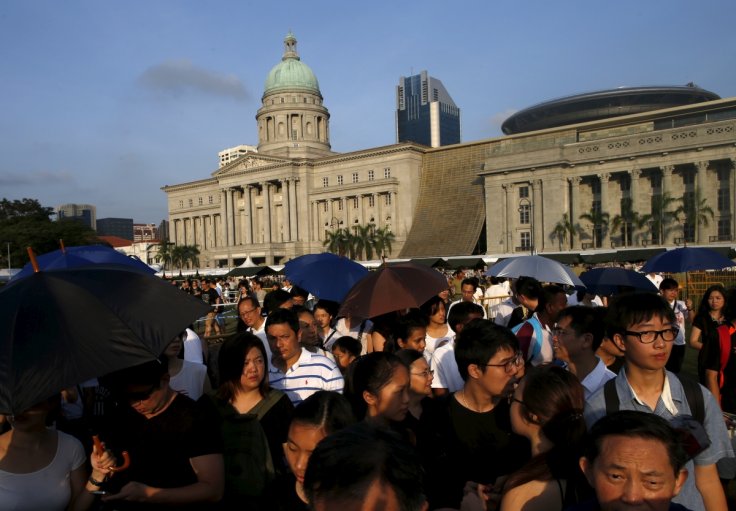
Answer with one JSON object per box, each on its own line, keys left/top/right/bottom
{"left": 263, "top": 33, "right": 320, "bottom": 95}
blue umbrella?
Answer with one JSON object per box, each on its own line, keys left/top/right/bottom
{"left": 12, "top": 245, "right": 155, "bottom": 281}
{"left": 284, "top": 253, "right": 368, "bottom": 302}
{"left": 640, "top": 247, "right": 736, "bottom": 273}
{"left": 486, "top": 255, "right": 584, "bottom": 287}
{"left": 579, "top": 267, "right": 658, "bottom": 296}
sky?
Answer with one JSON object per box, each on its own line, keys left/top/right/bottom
{"left": 1, "top": 1, "right": 735, "bottom": 224}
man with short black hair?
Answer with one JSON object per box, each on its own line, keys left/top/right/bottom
{"left": 304, "top": 422, "right": 428, "bottom": 511}
{"left": 201, "top": 280, "right": 222, "bottom": 337}
{"left": 585, "top": 292, "right": 733, "bottom": 511}
{"left": 513, "top": 284, "right": 567, "bottom": 366}
{"left": 554, "top": 306, "right": 615, "bottom": 399}
{"left": 574, "top": 410, "right": 689, "bottom": 511}
{"left": 266, "top": 308, "right": 343, "bottom": 405}
{"left": 447, "top": 278, "right": 488, "bottom": 319}
{"left": 659, "top": 278, "right": 692, "bottom": 374}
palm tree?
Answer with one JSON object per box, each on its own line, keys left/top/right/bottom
{"left": 611, "top": 198, "right": 651, "bottom": 247}
{"left": 156, "top": 241, "right": 175, "bottom": 276}
{"left": 649, "top": 193, "right": 679, "bottom": 245}
{"left": 674, "top": 188, "right": 714, "bottom": 244}
{"left": 579, "top": 208, "right": 610, "bottom": 248}
{"left": 323, "top": 228, "right": 355, "bottom": 258}
{"left": 550, "top": 213, "right": 578, "bottom": 250}
{"left": 353, "top": 225, "right": 375, "bottom": 261}
{"left": 373, "top": 227, "right": 395, "bottom": 259}
{"left": 171, "top": 245, "right": 187, "bottom": 272}
{"left": 183, "top": 245, "right": 200, "bottom": 269}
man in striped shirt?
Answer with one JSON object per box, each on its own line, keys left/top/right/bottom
{"left": 266, "top": 308, "right": 344, "bottom": 405}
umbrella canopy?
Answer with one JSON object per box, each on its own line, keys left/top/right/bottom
{"left": 338, "top": 262, "right": 448, "bottom": 319}
{"left": 226, "top": 266, "right": 278, "bottom": 278}
{"left": 12, "top": 245, "right": 155, "bottom": 281}
{"left": 486, "top": 255, "right": 584, "bottom": 287}
{"left": 284, "top": 253, "right": 368, "bottom": 302}
{"left": 640, "top": 247, "right": 736, "bottom": 273}
{"left": 0, "top": 265, "right": 211, "bottom": 414}
{"left": 579, "top": 267, "right": 658, "bottom": 296}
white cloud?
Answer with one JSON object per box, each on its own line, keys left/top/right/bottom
{"left": 139, "top": 59, "right": 248, "bottom": 100}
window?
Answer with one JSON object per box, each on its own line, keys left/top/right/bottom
{"left": 368, "top": 170, "right": 374, "bottom": 181}
{"left": 353, "top": 197, "right": 359, "bottom": 209}
{"left": 683, "top": 171, "right": 695, "bottom": 186}
{"left": 520, "top": 232, "right": 531, "bottom": 249}
{"left": 718, "top": 218, "right": 731, "bottom": 239}
{"left": 208, "top": 195, "right": 213, "bottom": 204}
{"left": 352, "top": 172, "right": 359, "bottom": 183}
{"left": 519, "top": 204, "right": 530, "bottom": 224}
{"left": 323, "top": 202, "right": 328, "bottom": 212}
{"left": 519, "top": 186, "right": 529, "bottom": 199}
{"left": 337, "top": 200, "right": 343, "bottom": 211}
{"left": 385, "top": 193, "right": 391, "bottom": 206}
{"left": 198, "top": 197, "right": 203, "bottom": 205}
{"left": 337, "top": 175, "right": 343, "bottom": 185}
{"left": 718, "top": 168, "right": 730, "bottom": 182}
{"left": 368, "top": 196, "right": 375, "bottom": 207}
{"left": 591, "top": 180, "right": 601, "bottom": 195}
{"left": 178, "top": 200, "right": 183, "bottom": 208}
{"left": 323, "top": 177, "right": 329, "bottom": 188}
{"left": 718, "top": 187, "right": 730, "bottom": 212}
{"left": 683, "top": 222, "right": 695, "bottom": 243}
{"left": 384, "top": 167, "right": 391, "bottom": 179}
{"left": 188, "top": 199, "right": 193, "bottom": 207}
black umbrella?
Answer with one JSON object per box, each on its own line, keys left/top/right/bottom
{"left": 579, "top": 267, "right": 658, "bottom": 296}
{"left": 0, "top": 265, "right": 211, "bottom": 414}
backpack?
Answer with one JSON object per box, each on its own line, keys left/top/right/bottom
{"left": 511, "top": 315, "right": 544, "bottom": 362}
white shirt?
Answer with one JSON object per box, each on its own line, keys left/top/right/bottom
{"left": 580, "top": 358, "right": 616, "bottom": 400}
{"left": 335, "top": 317, "right": 373, "bottom": 355}
{"left": 493, "top": 297, "right": 516, "bottom": 327}
{"left": 183, "top": 328, "right": 204, "bottom": 364}
{"left": 249, "top": 319, "right": 272, "bottom": 364}
{"left": 425, "top": 325, "right": 455, "bottom": 357}
{"left": 268, "top": 348, "right": 344, "bottom": 405}
{"left": 431, "top": 342, "right": 464, "bottom": 393}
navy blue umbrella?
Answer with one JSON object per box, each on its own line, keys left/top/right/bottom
{"left": 579, "top": 267, "right": 658, "bottom": 296}
{"left": 12, "top": 244, "right": 155, "bottom": 281}
{"left": 284, "top": 253, "right": 368, "bottom": 302}
{"left": 640, "top": 247, "right": 736, "bottom": 273}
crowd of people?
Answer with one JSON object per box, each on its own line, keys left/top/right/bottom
{"left": 2, "top": 268, "right": 736, "bottom": 511}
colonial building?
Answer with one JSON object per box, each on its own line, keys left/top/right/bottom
{"left": 163, "top": 33, "right": 423, "bottom": 266}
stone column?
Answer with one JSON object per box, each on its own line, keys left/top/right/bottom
{"left": 280, "top": 179, "right": 291, "bottom": 242}
{"left": 568, "top": 176, "right": 582, "bottom": 250}
{"left": 503, "top": 183, "right": 515, "bottom": 252}
{"left": 599, "top": 173, "right": 610, "bottom": 248}
{"left": 661, "top": 165, "right": 675, "bottom": 245}
{"left": 220, "top": 189, "right": 228, "bottom": 247}
{"left": 629, "top": 168, "right": 641, "bottom": 246}
{"left": 695, "top": 161, "right": 709, "bottom": 243}
{"left": 532, "top": 179, "right": 543, "bottom": 253}
{"left": 263, "top": 183, "right": 272, "bottom": 243}
{"left": 289, "top": 177, "right": 298, "bottom": 241}
{"left": 731, "top": 159, "right": 736, "bottom": 241}
{"left": 242, "top": 186, "right": 252, "bottom": 245}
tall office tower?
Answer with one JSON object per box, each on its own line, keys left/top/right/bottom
{"left": 396, "top": 70, "right": 460, "bottom": 148}
{"left": 97, "top": 217, "right": 134, "bottom": 240}
{"left": 56, "top": 203, "right": 97, "bottom": 230}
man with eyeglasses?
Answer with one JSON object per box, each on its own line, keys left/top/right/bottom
{"left": 430, "top": 319, "right": 529, "bottom": 509}
{"left": 584, "top": 292, "right": 733, "bottom": 511}
{"left": 237, "top": 296, "right": 270, "bottom": 363}
{"left": 553, "top": 306, "right": 615, "bottom": 399}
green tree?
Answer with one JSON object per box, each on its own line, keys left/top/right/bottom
{"left": 353, "top": 225, "right": 375, "bottom": 260}
{"left": 674, "top": 188, "right": 714, "bottom": 244}
{"left": 373, "top": 227, "right": 395, "bottom": 259}
{"left": 171, "top": 245, "right": 187, "bottom": 272}
{"left": 550, "top": 213, "right": 579, "bottom": 250}
{"left": 0, "top": 198, "right": 98, "bottom": 267}
{"left": 611, "top": 198, "right": 650, "bottom": 247}
{"left": 183, "top": 245, "right": 200, "bottom": 268}
{"left": 323, "top": 228, "right": 351, "bottom": 257}
{"left": 579, "top": 208, "right": 610, "bottom": 249}
{"left": 649, "top": 193, "right": 679, "bottom": 245}
{"left": 156, "top": 241, "right": 175, "bottom": 276}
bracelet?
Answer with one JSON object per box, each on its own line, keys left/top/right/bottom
{"left": 88, "top": 475, "right": 106, "bottom": 487}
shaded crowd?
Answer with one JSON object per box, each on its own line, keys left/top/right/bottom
{"left": 2, "top": 270, "right": 736, "bottom": 511}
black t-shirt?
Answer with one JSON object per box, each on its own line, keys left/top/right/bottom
{"left": 434, "top": 394, "right": 530, "bottom": 508}
{"left": 102, "top": 393, "right": 223, "bottom": 510}
{"left": 202, "top": 288, "right": 220, "bottom": 311}
{"left": 693, "top": 314, "right": 724, "bottom": 381}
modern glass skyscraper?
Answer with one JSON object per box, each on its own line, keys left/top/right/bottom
{"left": 396, "top": 70, "right": 460, "bottom": 147}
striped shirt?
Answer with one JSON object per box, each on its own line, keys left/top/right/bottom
{"left": 268, "top": 348, "right": 344, "bottom": 405}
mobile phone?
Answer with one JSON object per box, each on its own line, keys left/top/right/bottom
{"left": 90, "top": 490, "right": 108, "bottom": 495}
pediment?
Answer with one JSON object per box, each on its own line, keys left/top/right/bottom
{"left": 213, "top": 154, "right": 292, "bottom": 176}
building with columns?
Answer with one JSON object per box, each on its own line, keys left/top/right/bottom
{"left": 163, "top": 33, "right": 736, "bottom": 264}
{"left": 163, "top": 33, "right": 423, "bottom": 266}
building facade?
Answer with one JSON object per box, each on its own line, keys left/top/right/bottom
{"left": 218, "top": 145, "right": 258, "bottom": 168}
{"left": 96, "top": 217, "right": 134, "bottom": 240}
{"left": 163, "top": 33, "right": 423, "bottom": 267}
{"left": 479, "top": 98, "right": 736, "bottom": 255}
{"left": 396, "top": 70, "right": 461, "bottom": 148}
{"left": 57, "top": 203, "right": 97, "bottom": 230}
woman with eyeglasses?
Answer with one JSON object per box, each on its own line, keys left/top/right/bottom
{"left": 497, "top": 365, "right": 590, "bottom": 511}
{"left": 689, "top": 284, "right": 728, "bottom": 384}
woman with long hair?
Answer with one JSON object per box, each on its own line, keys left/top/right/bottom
{"left": 421, "top": 295, "right": 455, "bottom": 357}
{"left": 313, "top": 301, "right": 338, "bottom": 351}
{"left": 689, "top": 284, "right": 728, "bottom": 383}
{"left": 498, "top": 365, "right": 589, "bottom": 511}
{"left": 344, "top": 351, "right": 410, "bottom": 426}
{"left": 277, "top": 391, "right": 355, "bottom": 510}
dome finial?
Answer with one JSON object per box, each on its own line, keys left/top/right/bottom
{"left": 283, "top": 31, "right": 299, "bottom": 61}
